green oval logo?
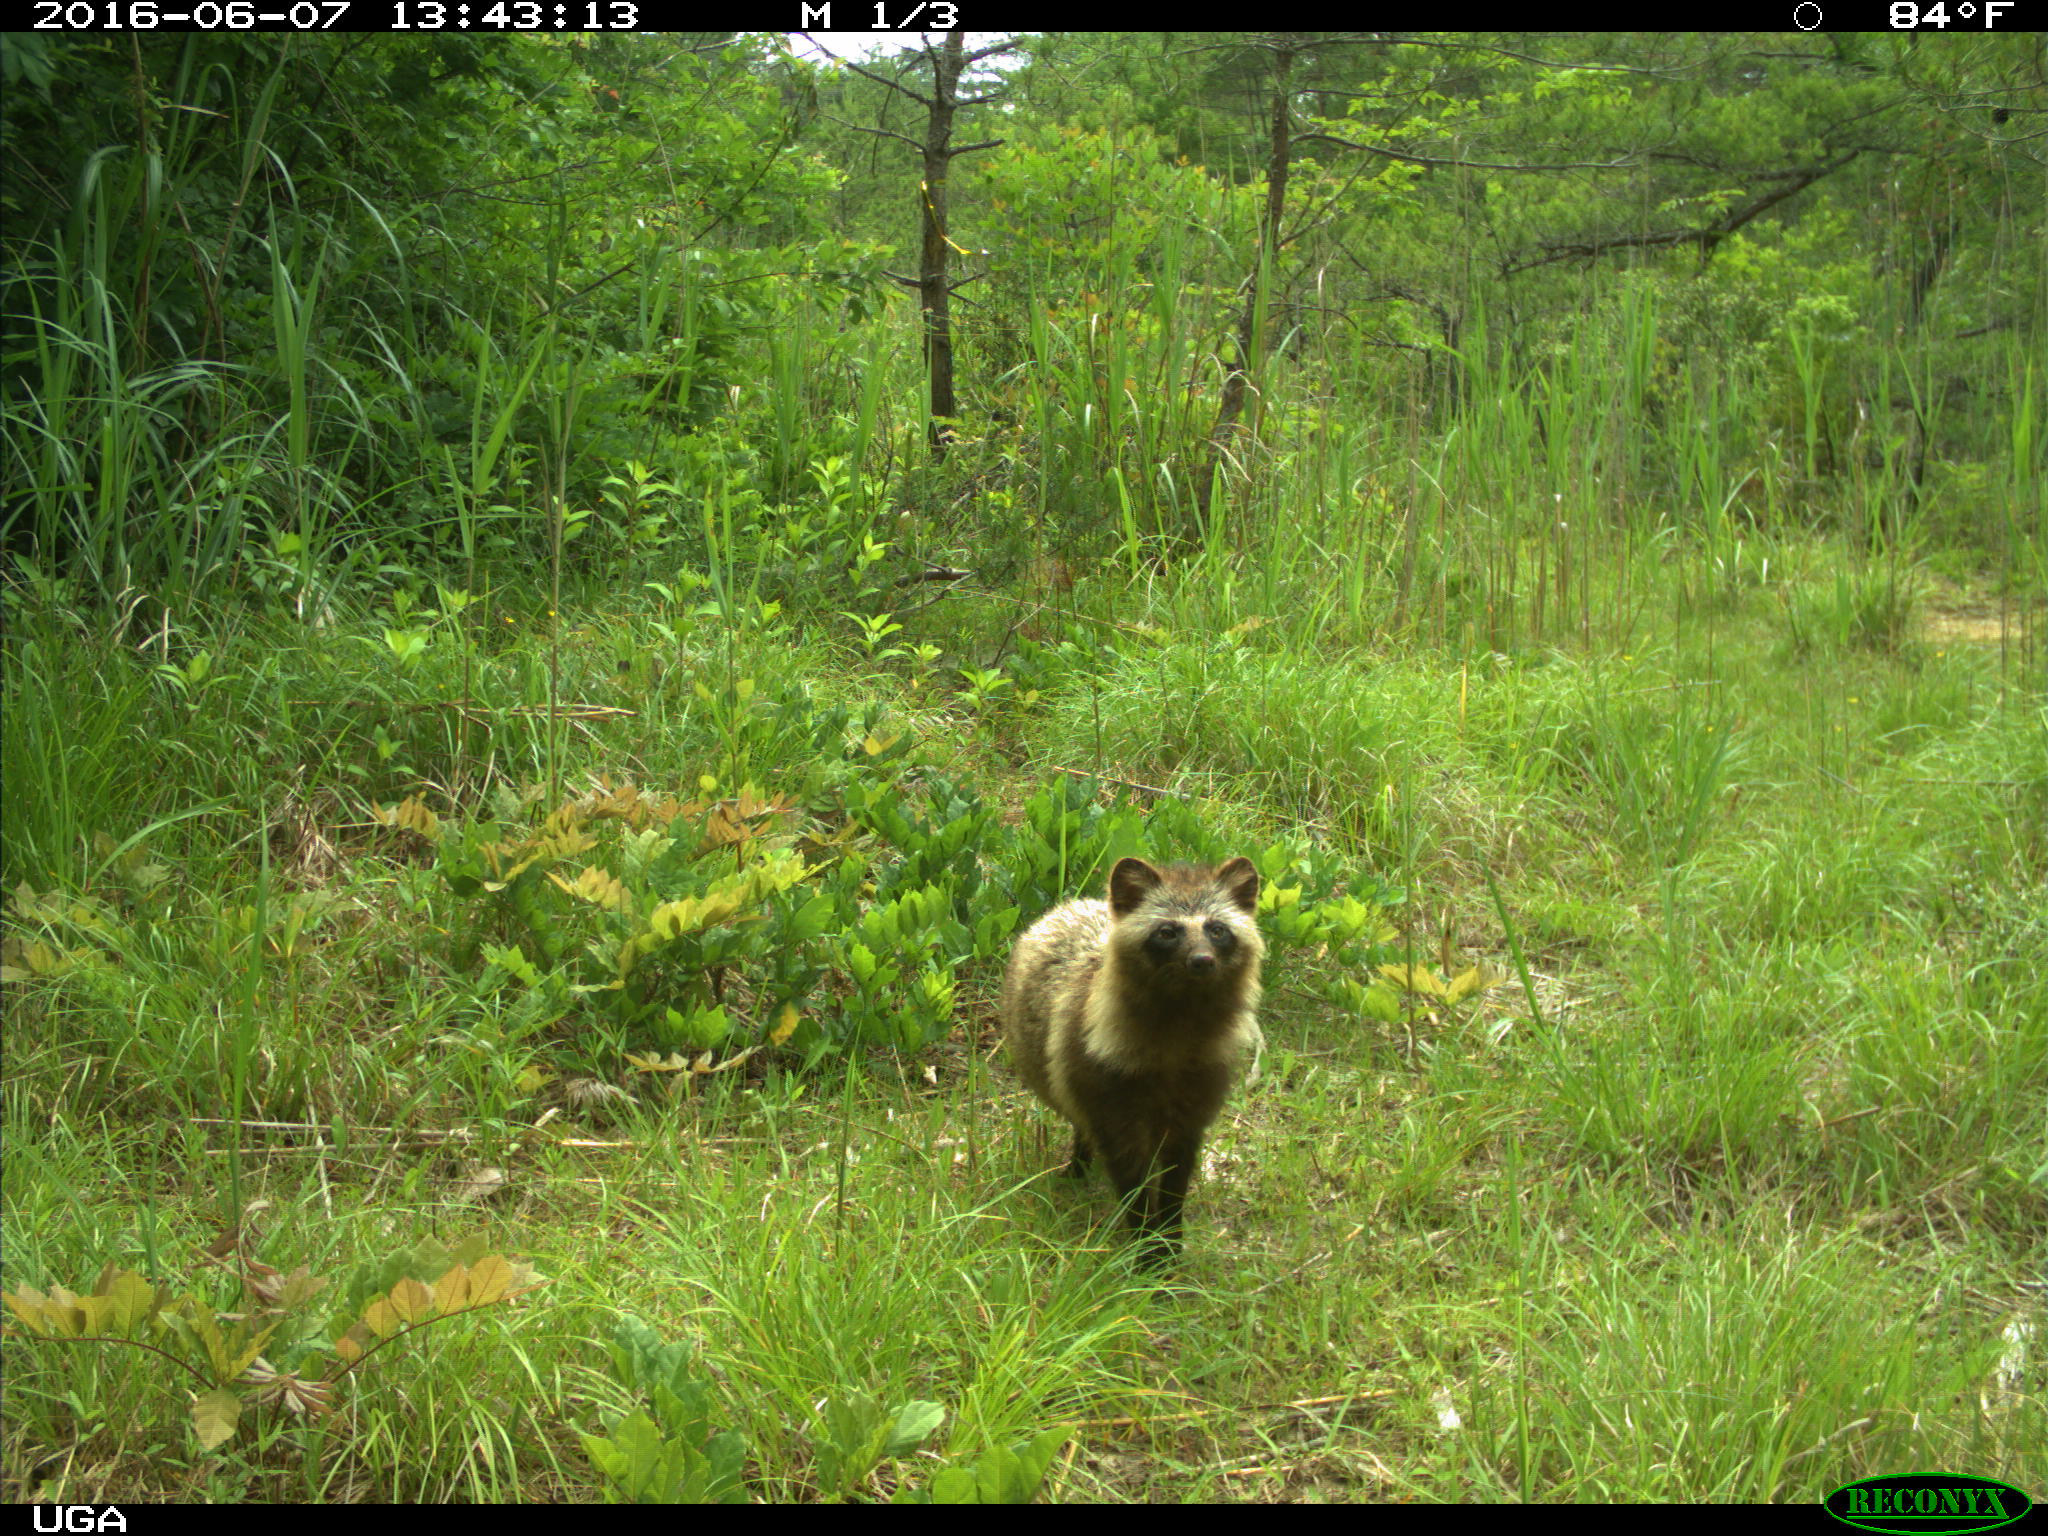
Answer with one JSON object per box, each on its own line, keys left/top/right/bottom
{"left": 1825, "top": 1475, "right": 2033, "bottom": 1536}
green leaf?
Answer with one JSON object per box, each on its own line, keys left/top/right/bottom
{"left": 926, "top": 1466, "right": 978, "bottom": 1502}
{"left": 884, "top": 1399, "right": 946, "bottom": 1456}
{"left": 784, "top": 892, "right": 837, "bottom": 943}
{"left": 922, "top": 1426, "right": 1068, "bottom": 1503}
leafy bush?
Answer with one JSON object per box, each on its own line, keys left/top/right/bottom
{"left": 395, "top": 748, "right": 1401, "bottom": 1083}
{"left": 3, "top": 1234, "right": 541, "bottom": 1451}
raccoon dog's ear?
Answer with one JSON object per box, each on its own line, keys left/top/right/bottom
{"left": 1214, "top": 856, "right": 1260, "bottom": 913}
{"left": 1108, "top": 857, "right": 1164, "bottom": 915}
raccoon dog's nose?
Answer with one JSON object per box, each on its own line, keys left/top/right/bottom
{"left": 1187, "top": 951, "right": 1216, "bottom": 972}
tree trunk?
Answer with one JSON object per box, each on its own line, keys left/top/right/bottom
{"left": 1194, "top": 40, "right": 1296, "bottom": 537}
{"left": 919, "top": 32, "right": 965, "bottom": 455}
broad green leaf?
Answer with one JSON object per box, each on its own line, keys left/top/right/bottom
{"left": 884, "top": 1399, "right": 946, "bottom": 1456}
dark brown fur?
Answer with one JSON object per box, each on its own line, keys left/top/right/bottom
{"left": 1000, "top": 856, "right": 1264, "bottom": 1264}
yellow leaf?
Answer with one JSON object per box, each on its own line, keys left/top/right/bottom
{"left": 699, "top": 808, "right": 742, "bottom": 847}
{"left": 3, "top": 1287, "right": 56, "bottom": 1336}
{"left": 467, "top": 1254, "right": 513, "bottom": 1307}
{"left": 97, "top": 1269, "right": 161, "bottom": 1334}
{"left": 192, "top": 1388, "right": 242, "bottom": 1450}
{"left": 76, "top": 1292, "right": 121, "bottom": 1335}
{"left": 25, "top": 941, "right": 71, "bottom": 976}
{"left": 649, "top": 896, "right": 709, "bottom": 939}
{"left": 769, "top": 1003, "right": 799, "bottom": 1045}
{"left": 386, "top": 1275, "right": 433, "bottom": 1326}
{"left": 331, "top": 1321, "right": 372, "bottom": 1364}
{"left": 1379, "top": 963, "right": 1446, "bottom": 998}
{"left": 179, "top": 1301, "right": 234, "bottom": 1376}
{"left": 435, "top": 1264, "right": 473, "bottom": 1313}
{"left": 359, "top": 1296, "right": 402, "bottom": 1339}
{"left": 480, "top": 841, "right": 549, "bottom": 884}
{"left": 533, "top": 828, "right": 597, "bottom": 861}
{"left": 228, "top": 1319, "right": 282, "bottom": 1380}
{"left": 1446, "top": 966, "right": 1498, "bottom": 1003}
{"left": 391, "top": 794, "right": 441, "bottom": 840}
{"left": 550, "top": 866, "right": 631, "bottom": 910}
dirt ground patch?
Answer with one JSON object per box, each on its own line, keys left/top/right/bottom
{"left": 1926, "top": 609, "right": 2018, "bottom": 644}
{"left": 1918, "top": 580, "right": 2042, "bottom": 648}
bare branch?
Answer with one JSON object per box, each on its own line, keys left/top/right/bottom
{"left": 965, "top": 37, "right": 1024, "bottom": 66}
{"left": 799, "top": 33, "right": 934, "bottom": 106}
{"left": 823, "top": 112, "right": 925, "bottom": 153}
{"left": 1501, "top": 153, "right": 1857, "bottom": 273}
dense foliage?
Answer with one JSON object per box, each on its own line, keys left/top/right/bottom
{"left": 3, "top": 32, "right": 2040, "bottom": 597}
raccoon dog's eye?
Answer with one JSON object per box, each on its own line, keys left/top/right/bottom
{"left": 1151, "top": 923, "right": 1181, "bottom": 945}
{"left": 1204, "top": 919, "right": 1236, "bottom": 950}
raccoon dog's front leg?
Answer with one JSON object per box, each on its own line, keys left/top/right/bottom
{"left": 1063, "top": 1128, "right": 1094, "bottom": 1179}
{"left": 1105, "top": 1128, "right": 1202, "bottom": 1266}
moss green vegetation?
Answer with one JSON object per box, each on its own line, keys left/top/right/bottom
{"left": 3, "top": 30, "right": 2042, "bottom": 1505}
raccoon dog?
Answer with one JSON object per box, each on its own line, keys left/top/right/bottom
{"left": 1000, "top": 856, "right": 1264, "bottom": 1263}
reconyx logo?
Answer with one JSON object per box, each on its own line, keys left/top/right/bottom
{"left": 1826, "top": 1475, "right": 2033, "bottom": 1535}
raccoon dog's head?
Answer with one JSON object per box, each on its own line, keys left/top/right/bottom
{"left": 1107, "top": 856, "right": 1263, "bottom": 986}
